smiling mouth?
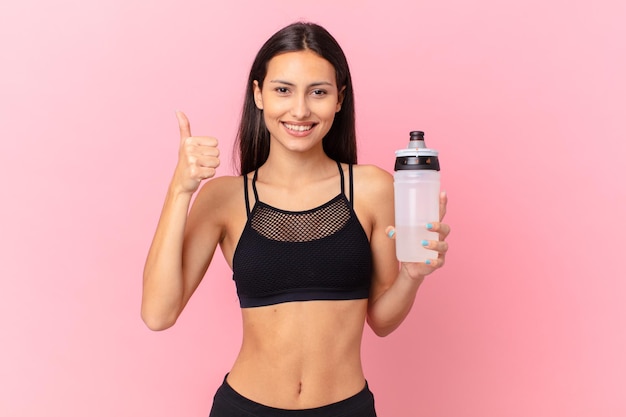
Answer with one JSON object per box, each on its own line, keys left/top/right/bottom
{"left": 282, "top": 122, "right": 315, "bottom": 132}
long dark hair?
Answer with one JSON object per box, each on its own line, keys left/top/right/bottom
{"left": 234, "top": 22, "right": 357, "bottom": 175}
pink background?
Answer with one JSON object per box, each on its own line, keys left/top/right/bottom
{"left": 1, "top": 0, "right": 625, "bottom": 416}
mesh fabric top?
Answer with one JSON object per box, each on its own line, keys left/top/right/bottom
{"left": 232, "top": 163, "right": 373, "bottom": 308}
{"left": 250, "top": 197, "right": 350, "bottom": 242}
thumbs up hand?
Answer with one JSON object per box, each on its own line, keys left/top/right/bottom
{"left": 172, "top": 111, "right": 220, "bottom": 194}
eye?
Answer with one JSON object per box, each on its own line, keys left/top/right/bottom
{"left": 311, "top": 89, "right": 327, "bottom": 97}
{"left": 275, "top": 87, "right": 290, "bottom": 95}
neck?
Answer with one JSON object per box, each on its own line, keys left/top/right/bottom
{"left": 259, "top": 148, "right": 337, "bottom": 187}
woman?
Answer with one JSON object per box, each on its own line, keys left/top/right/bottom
{"left": 142, "top": 22, "right": 450, "bottom": 416}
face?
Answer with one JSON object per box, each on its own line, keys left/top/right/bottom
{"left": 253, "top": 50, "right": 344, "bottom": 155}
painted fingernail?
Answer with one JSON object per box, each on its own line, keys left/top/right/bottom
{"left": 387, "top": 229, "right": 395, "bottom": 238}
{"left": 421, "top": 240, "right": 429, "bottom": 246}
{"left": 426, "top": 223, "right": 433, "bottom": 230}
{"left": 425, "top": 259, "right": 432, "bottom": 265}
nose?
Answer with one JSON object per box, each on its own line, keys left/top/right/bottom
{"left": 290, "top": 94, "right": 311, "bottom": 119}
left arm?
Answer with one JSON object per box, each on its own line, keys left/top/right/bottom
{"left": 356, "top": 166, "right": 450, "bottom": 337}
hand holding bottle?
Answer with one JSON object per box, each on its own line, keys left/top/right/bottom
{"left": 387, "top": 190, "right": 450, "bottom": 279}
{"left": 172, "top": 111, "right": 220, "bottom": 194}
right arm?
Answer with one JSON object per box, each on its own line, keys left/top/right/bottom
{"left": 141, "top": 111, "right": 221, "bottom": 331}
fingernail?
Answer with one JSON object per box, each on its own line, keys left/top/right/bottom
{"left": 421, "top": 240, "right": 429, "bottom": 246}
{"left": 387, "top": 229, "right": 395, "bottom": 238}
{"left": 425, "top": 259, "right": 432, "bottom": 265}
{"left": 426, "top": 223, "right": 433, "bottom": 230}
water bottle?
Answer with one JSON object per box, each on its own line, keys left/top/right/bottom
{"left": 394, "top": 131, "right": 441, "bottom": 263}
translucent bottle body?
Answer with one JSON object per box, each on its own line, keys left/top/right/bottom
{"left": 394, "top": 170, "right": 440, "bottom": 263}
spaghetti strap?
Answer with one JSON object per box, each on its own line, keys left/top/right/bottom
{"left": 337, "top": 160, "right": 345, "bottom": 196}
{"left": 348, "top": 163, "right": 354, "bottom": 208}
{"left": 251, "top": 169, "right": 260, "bottom": 203}
{"left": 242, "top": 174, "right": 251, "bottom": 218}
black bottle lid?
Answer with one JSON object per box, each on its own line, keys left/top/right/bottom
{"left": 394, "top": 131, "right": 440, "bottom": 171}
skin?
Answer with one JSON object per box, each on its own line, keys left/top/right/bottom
{"left": 142, "top": 50, "right": 450, "bottom": 409}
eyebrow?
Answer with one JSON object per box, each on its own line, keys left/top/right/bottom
{"left": 268, "top": 79, "right": 334, "bottom": 87}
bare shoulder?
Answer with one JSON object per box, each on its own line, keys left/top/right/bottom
{"left": 352, "top": 164, "right": 393, "bottom": 199}
{"left": 351, "top": 164, "right": 394, "bottom": 232}
{"left": 190, "top": 175, "right": 245, "bottom": 220}
{"left": 197, "top": 175, "right": 243, "bottom": 198}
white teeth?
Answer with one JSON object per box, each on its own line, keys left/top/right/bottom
{"left": 284, "top": 123, "right": 313, "bottom": 132}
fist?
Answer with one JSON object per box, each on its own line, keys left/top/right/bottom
{"left": 173, "top": 111, "right": 220, "bottom": 193}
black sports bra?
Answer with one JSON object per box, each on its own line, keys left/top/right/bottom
{"left": 232, "top": 162, "right": 373, "bottom": 308}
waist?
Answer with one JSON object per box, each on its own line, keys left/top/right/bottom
{"left": 215, "top": 374, "right": 375, "bottom": 414}
{"left": 228, "top": 299, "right": 368, "bottom": 408}
{"left": 225, "top": 368, "right": 367, "bottom": 410}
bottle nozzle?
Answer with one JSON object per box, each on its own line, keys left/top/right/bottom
{"left": 408, "top": 131, "right": 426, "bottom": 149}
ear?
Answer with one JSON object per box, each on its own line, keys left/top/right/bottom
{"left": 253, "top": 80, "right": 263, "bottom": 110}
{"left": 336, "top": 85, "right": 346, "bottom": 113}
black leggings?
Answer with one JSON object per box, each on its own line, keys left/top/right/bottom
{"left": 209, "top": 376, "right": 377, "bottom": 417}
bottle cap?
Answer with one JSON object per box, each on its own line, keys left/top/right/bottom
{"left": 394, "top": 131, "right": 440, "bottom": 171}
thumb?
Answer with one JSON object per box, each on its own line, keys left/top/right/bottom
{"left": 176, "top": 110, "right": 192, "bottom": 141}
{"left": 439, "top": 190, "right": 448, "bottom": 221}
{"left": 385, "top": 226, "right": 396, "bottom": 239}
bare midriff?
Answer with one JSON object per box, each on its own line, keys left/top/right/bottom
{"left": 226, "top": 298, "right": 369, "bottom": 409}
